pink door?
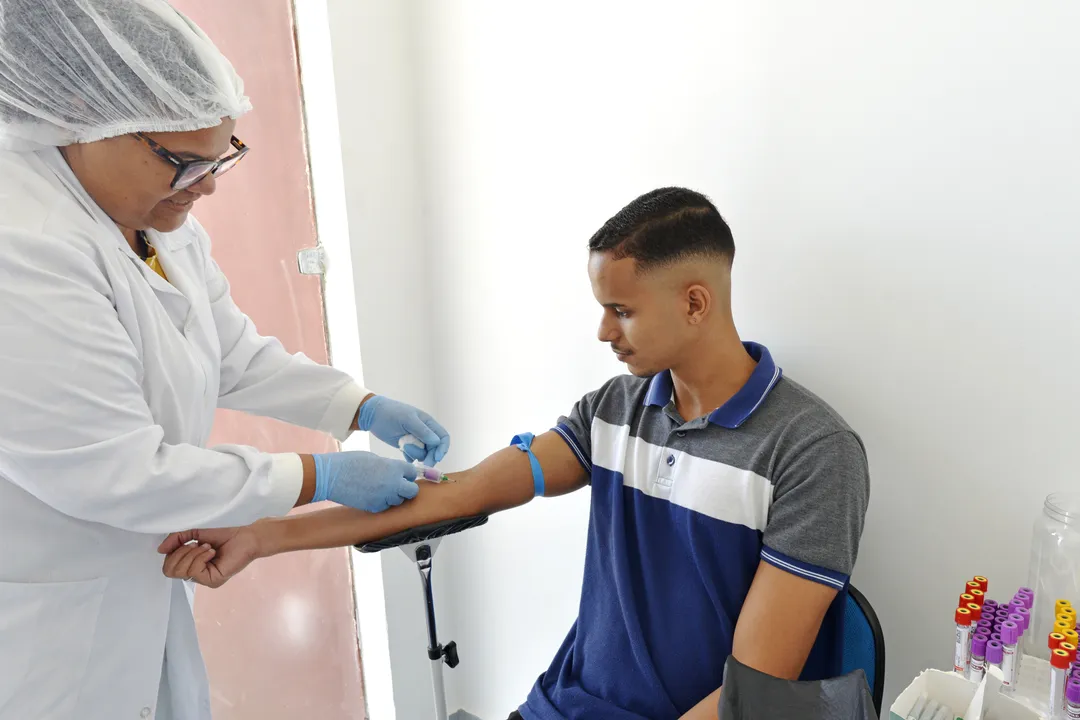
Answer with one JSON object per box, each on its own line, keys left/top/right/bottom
{"left": 166, "top": 2, "right": 365, "bottom": 717}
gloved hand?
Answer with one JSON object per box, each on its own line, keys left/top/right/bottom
{"left": 311, "top": 451, "right": 419, "bottom": 513}
{"left": 358, "top": 395, "right": 451, "bottom": 466}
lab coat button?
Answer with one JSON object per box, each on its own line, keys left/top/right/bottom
{"left": 666, "top": 454, "right": 676, "bottom": 467}
{"left": 140, "top": 707, "right": 151, "bottom": 718}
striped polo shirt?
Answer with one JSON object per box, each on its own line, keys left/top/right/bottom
{"left": 519, "top": 342, "right": 870, "bottom": 720}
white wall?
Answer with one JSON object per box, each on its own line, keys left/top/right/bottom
{"left": 330, "top": 1, "right": 1080, "bottom": 716}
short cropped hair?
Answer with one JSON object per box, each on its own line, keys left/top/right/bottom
{"left": 587, "top": 187, "right": 734, "bottom": 270}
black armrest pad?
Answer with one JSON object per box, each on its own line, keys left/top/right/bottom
{"left": 355, "top": 514, "right": 490, "bottom": 553}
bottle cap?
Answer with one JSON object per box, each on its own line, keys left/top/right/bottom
{"left": 973, "top": 576, "right": 989, "bottom": 592}
{"left": 1051, "top": 633, "right": 1067, "bottom": 650}
{"left": 1053, "top": 648, "right": 1073, "bottom": 670}
{"left": 970, "top": 589, "right": 985, "bottom": 605}
{"left": 1057, "top": 620, "right": 1075, "bottom": 635}
{"left": 1062, "top": 642, "right": 1078, "bottom": 662}
{"left": 1067, "top": 679, "right": 1080, "bottom": 706}
{"left": 966, "top": 581, "right": 982, "bottom": 595}
{"left": 1017, "top": 607, "right": 1031, "bottom": 631}
{"left": 986, "top": 640, "right": 1004, "bottom": 665}
{"left": 1057, "top": 599, "right": 1073, "bottom": 613}
{"left": 967, "top": 603, "right": 983, "bottom": 622}
{"left": 972, "top": 634, "right": 989, "bottom": 656}
{"left": 955, "top": 607, "right": 973, "bottom": 626}
{"left": 1008, "top": 613, "right": 1026, "bottom": 635}
{"left": 960, "top": 593, "right": 975, "bottom": 608}
{"left": 1001, "top": 620, "right": 1020, "bottom": 645}
{"left": 1065, "top": 629, "right": 1080, "bottom": 646}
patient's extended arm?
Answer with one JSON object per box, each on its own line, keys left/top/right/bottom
{"left": 263, "top": 431, "right": 584, "bottom": 557}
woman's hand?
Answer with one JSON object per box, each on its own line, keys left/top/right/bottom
{"left": 357, "top": 395, "right": 451, "bottom": 465}
{"left": 310, "top": 451, "right": 420, "bottom": 512}
{"left": 158, "top": 526, "right": 261, "bottom": 589}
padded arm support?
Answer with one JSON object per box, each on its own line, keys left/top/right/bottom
{"left": 355, "top": 514, "right": 490, "bottom": 553}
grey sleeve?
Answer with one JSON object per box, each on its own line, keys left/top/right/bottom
{"left": 761, "top": 431, "right": 870, "bottom": 588}
{"left": 553, "top": 388, "right": 602, "bottom": 473}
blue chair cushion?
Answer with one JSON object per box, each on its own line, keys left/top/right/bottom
{"left": 841, "top": 592, "right": 877, "bottom": 691}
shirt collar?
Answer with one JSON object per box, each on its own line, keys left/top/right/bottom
{"left": 644, "top": 341, "right": 783, "bottom": 429}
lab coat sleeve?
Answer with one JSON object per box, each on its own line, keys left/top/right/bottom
{"left": 202, "top": 233, "right": 367, "bottom": 443}
{"left": 0, "top": 230, "right": 302, "bottom": 534}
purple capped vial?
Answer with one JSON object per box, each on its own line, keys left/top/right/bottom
{"left": 1066, "top": 679, "right": 1080, "bottom": 713}
{"left": 987, "top": 640, "right": 1004, "bottom": 668}
{"left": 1002, "top": 620, "right": 1021, "bottom": 648}
{"left": 969, "top": 634, "right": 990, "bottom": 681}
{"left": 415, "top": 466, "right": 447, "bottom": 483}
{"left": 1001, "top": 621, "right": 1021, "bottom": 689}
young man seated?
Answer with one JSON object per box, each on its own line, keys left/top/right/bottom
{"left": 161, "top": 187, "right": 870, "bottom": 720}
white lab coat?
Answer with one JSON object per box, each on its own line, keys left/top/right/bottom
{"left": 0, "top": 148, "right": 368, "bottom": 720}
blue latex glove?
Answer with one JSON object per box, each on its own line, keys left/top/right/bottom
{"left": 358, "top": 395, "right": 451, "bottom": 466}
{"left": 311, "top": 451, "right": 419, "bottom": 513}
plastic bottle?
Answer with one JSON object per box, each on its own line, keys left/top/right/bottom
{"left": 1026, "top": 493, "right": 1080, "bottom": 658}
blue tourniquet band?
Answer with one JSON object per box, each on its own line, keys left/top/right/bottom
{"left": 510, "top": 432, "right": 545, "bottom": 497}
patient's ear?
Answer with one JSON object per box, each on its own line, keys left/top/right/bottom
{"left": 686, "top": 284, "right": 711, "bottom": 324}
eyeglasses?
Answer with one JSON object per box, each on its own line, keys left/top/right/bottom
{"left": 133, "top": 133, "right": 250, "bottom": 190}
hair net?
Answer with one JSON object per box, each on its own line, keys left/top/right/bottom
{"left": 0, "top": 0, "right": 251, "bottom": 151}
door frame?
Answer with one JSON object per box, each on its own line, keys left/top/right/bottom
{"left": 293, "top": 2, "right": 396, "bottom": 718}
